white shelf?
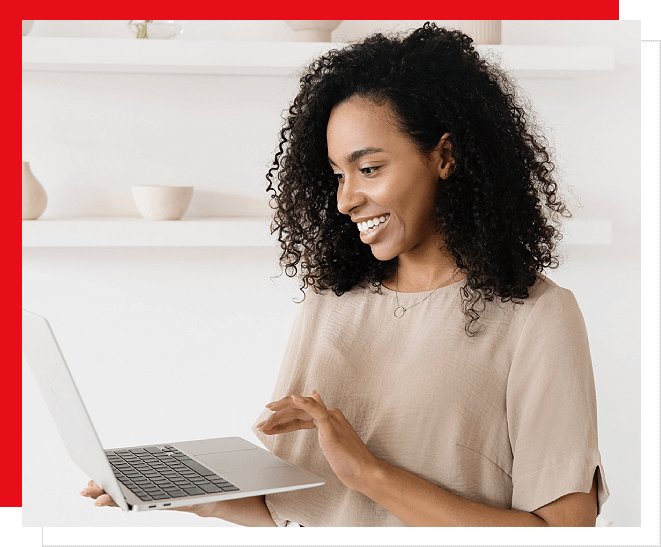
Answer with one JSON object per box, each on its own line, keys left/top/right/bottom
{"left": 22, "top": 217, "right": 611, "bottom": 248}
{"left": 22, "top": 38, "right": 615, "bottom": 78}
{"left": 21, "top": 217, "right": 276, "bottom": 247}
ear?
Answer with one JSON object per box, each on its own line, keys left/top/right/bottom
{"left": 434, "top": 132, "right": 455, "bottom": 180}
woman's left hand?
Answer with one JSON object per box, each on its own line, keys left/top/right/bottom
{"left": 256, "top": 390, "right": 378, "bottom": 492}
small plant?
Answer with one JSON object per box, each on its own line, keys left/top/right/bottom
{"left": 129, "top": 20, "right": 153, "bottom": 39}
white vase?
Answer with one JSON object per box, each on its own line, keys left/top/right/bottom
{"left": 284, "top": 20, "right": 342, "bottom": 42}
{"left": 22, "top": 20, "right": 35, "bottom": 36}
{"left": 22, "top": 162, "right": 47, "bottom": 220}
{"left": 458, "top": 21, "right": 502, "bottom": 45}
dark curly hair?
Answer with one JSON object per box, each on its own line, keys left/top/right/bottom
{"left": 266, "top": 22, "right": 571, "bottom": 336}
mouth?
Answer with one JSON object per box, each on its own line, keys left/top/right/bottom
{"left": 357, "top": 214, "right": 390, "bottom": 239}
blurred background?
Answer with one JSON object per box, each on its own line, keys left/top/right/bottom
{"left": 22, "top": 20, "right": 640, "bottom": 527}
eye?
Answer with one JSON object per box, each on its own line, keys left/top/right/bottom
{"left": 333, "top": 172, "right": 345, "bottom": 183}
{"left": 360, "top": 166, "right": 378, "bottom": 176}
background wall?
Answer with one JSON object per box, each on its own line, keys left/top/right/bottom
{"left": 22, "top": 20, "right": 641, "bottom": 527}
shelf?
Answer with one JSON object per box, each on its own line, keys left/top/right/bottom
{"left": 22, "top": 38, "right": 615, "bottom": 78}
{"left": 21, "top": 217, "right": 276, "bottom": 247}
{"left": 22, "top": 217, "right": 611, "bottom": 248}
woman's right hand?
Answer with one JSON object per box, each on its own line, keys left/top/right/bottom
{"left": 79, "top": 480, "right": 217, "bottom": 516}
{"left": 80, "top": 480, "right": 118, "bottom": 507}
{"left": 79, "top": 481, "right": 277, "bottom": 525}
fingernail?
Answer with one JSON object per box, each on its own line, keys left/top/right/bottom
{"left": 256, "top": 420, "right": 266, "bottom": 429}
{"left": 79, "top": 491, "right": 88, "bottom": 497}
{"left": 312, "top": 389, "right": 318, "bottom": 395}
{"left": 265, "top": 403, "right": 274, "bottom": 409}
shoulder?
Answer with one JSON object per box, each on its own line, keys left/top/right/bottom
{"left": 524, "top": 274, "right": 585, "bottom": 324}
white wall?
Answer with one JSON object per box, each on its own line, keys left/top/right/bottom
{"left": 22, "top": 20, "right": 641, "bottom": 527}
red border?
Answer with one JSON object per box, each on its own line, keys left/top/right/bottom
{"left": 14, "top": 6, "right": 619, "bottom": 511}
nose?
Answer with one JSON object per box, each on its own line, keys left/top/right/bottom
{"left": 336, "top": 174, "right": 365, "bottom": 216}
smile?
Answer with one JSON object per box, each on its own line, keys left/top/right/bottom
{"left": 357, "top": 214, "right": 390, "bottom": 234}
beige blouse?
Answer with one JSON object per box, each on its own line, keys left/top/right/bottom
{"left": 252, "top": 274, "right": 609, "bottom": 526}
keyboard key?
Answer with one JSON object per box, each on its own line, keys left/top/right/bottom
{"left": 198, "top": 483, "right": 224, "bottom": 493}
{"left": 221, "top": 486, "right": 240, "bottom": 492}
{"left": 145, "top": 447, "right": 162, "bottom": 454}
{"left": 178, "top": 460, "right": 217, "bottom": 476}
{"left": 151, "top": 492, "right": 171, "bottom": 500}
{"left": 182, "top": 486, "right": 205, "bottom": 496}
{"left": 167, "top": 490, "right": 188, "bottom": 498}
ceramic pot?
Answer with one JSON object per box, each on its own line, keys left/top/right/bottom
{"left": 22, "top": 21, "right": 35, "bottom": 36}
{"left": 458, "top": 21, "right": 502, "bottom": 45}
{"left": 132, "top": 185, "right": 193, "bottom": 220}
{"left": 284, "top": 20, "right": 342, "bottom": 42}
{"left": 22, "top": 162, "right": 47, "bottom": 220}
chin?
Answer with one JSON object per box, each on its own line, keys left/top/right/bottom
{"left": 369, "top": 244, "right": 397, "bottom": 262}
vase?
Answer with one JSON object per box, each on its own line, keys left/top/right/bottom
{"left": 284, "top": 20, "right": 342, "bottom": 42}
{"left": 457, "top": 21, "right": 502, "bottom": 45}
{"left": 22, "top": 162, "right": 47, "bottom": 220}
{"left": 22, "top": 20, "right": 35, "bottom": 36}
{"left": 127, "top": 20, "right": 184, "bottom": 39}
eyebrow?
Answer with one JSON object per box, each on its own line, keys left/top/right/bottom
{"left": 328, "top": 147, "right": 384, "bottom": 167}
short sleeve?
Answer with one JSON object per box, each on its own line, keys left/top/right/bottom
{"left": 506, "top": 286, "right": 610, "bottom": 515}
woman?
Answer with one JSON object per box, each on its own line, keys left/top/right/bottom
{"left": 83, "top": 22, "right": 609, "bottom": 526}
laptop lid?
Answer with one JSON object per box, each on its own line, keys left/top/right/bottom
{"left": 22, "top": 309, "right": 130, "bottom": 511}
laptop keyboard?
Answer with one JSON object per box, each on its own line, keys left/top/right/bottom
{"left": 105, "top": 445, "right": 239, "bottom": 502}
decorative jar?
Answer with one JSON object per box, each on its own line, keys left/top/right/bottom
{"left": 22, "top": 162, "right": 47, "bottom": 220}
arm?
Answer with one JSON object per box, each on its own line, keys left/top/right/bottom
{"left": 81, "top": 481, "right": 277, "bottom": 527}
{"left": 359, "top": 456, "right": 598, "bottom": 527}
{"left": 258, "top": 392, "right": 598, "bottom": 527}
{"left": 183, "top": 495, "right": 278, "bottom": 527}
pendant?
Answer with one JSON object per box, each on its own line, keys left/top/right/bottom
{"left": 394, "top": 306, "right": 406, "bottom": 318}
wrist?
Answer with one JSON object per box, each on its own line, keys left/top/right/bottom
{"left": 354, "top": 453, "right": 389, "bottom": 497}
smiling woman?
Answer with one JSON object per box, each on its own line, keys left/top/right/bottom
{"left": 252, "top": 22, "right": 609, "bottom": 527}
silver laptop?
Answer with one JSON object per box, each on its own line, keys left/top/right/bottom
{"left": 22, "top": 309, "right": 324, "bottom": 512}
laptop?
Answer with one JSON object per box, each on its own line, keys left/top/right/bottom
{"left": 22, "top": 309, "right": 325, "bottom": 512}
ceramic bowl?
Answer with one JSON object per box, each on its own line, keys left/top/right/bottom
{"left": 132, "top": 185, "right": 194, "bottom": 221}
{"left": 284, "top": 20, "right": 342, "bottom": 42}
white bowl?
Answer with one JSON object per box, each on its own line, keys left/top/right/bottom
{"left": 284, "top": 20, "right": 342, "bottom": 42}
{"left": 132, "top": 185, "right": 194, "bottom": 221}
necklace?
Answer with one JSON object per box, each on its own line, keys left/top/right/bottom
{"left": 393, "top": 264, "right": 460, "bottom": 318}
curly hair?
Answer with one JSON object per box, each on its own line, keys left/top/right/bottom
{"left": 266, "top": 22, "right": 571, "bottom": 336}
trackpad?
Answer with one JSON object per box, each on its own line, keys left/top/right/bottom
{"left": 197, "top": 449, "right": 291, "bottom": 475}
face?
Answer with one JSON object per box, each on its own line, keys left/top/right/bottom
{"left": 327, "top": 96, "right": 453, "bottom": 262}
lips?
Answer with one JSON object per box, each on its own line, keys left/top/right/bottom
{"left": 358, "top": 215, "right": 390, "bottom": 243}
{"left": 356, "top": 214, "right": 390, "bottom": 234}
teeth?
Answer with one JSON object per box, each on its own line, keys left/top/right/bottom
{"left": 358, "top": 214, "right": 390, "bottom": 233}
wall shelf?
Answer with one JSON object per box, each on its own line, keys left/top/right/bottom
{"left": 21, "top": 217, "right": 276, "bottom": 247}
{"left": 22, "top": 38, "right": 615, "bottom": 78}
{"left": 22, "top": 217, "right": 611, "bottom": 248}
{"left": 21, "top": 37, "right": 614, "bottom": 249}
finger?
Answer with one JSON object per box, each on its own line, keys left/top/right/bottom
{"left": 93, "top": 493, "right": 118, "bottom": 507}
{"left": 291, "top": 395, "right": 331, "bottom": 425}
{"left": 311, "top": 389, "right": 327, "bottom": 409}
{"left": 259, "top": 418, "right": 317, "bottom": 435}
{"left": 80, "top": 480, "right": 106, "bottom": 499}
{"left": 257, "top": 407, "right": 312, "bottom": 432}
{"left": 265, "top": 395, "right": 297, "bottom": 411}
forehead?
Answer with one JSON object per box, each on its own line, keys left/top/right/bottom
{"left": 326, "top": 97, "right": 400, "bottom": 149}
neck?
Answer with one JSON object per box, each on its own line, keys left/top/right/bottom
{"left": 384, "top": 253, "right": 465, "bottom": 293}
